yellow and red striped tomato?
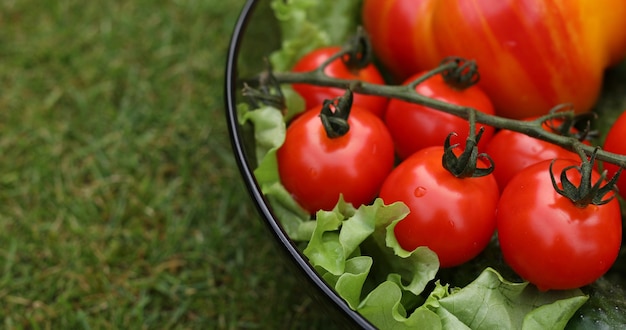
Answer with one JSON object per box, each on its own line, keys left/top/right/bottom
{"left": 363, "top": 0, "right": 626, "bottom": 119}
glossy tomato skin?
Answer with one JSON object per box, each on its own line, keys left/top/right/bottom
{"left": 497, "top": 159, "right": 622, "bottom": 291}
{"left": 485, "top": 119, "right": 583, "bottom": 191}
{"left": 602, "top": 110, "right": 626, "bottom": 198}
{"left": 379, "top": 146, "right": 499, "bottom": 268}
{"left": 363, "top": 0, "right": 626, "bottom": 119}
{"left": 277, "top": 105, "right": 395, "bottom": 214}
{"left": 362, "top": 0, "right": 432, "bottom": 79}
{"left": 384, "top": 72, "right": 495, "bottom": 160}
{"left": 291, "top": 46, "right": 388, "bottom": 118}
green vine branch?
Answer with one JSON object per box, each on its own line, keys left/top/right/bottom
{"left": 267, "top": 61, "right": 626, "bottom": 168}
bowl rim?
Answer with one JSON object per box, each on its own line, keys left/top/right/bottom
{"left": 224, "top": 0, "right": 376, "bottom": 328}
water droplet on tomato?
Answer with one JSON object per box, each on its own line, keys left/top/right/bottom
{"left": 413, "top": 186, "right": 427, "bottom": 197}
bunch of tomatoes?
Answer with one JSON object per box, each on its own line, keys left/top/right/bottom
{"left": 272, "top": 0, "right": 626, "bottom": 292}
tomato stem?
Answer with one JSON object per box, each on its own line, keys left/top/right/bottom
{"left": 406, "top": 60, "right": 459, "bottom": 89}
{"left": 319, "top": 89, "right": 353, "bottom": 138}
{"left": 314, "top": 26, "right": 374, "bottom": 75}
{"left": 266, "top": 65, "right": 626, "bottom": 168}
{"left": 405, "top": 57, "right": 479, "bottom": 90}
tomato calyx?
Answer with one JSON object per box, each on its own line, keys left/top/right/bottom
{"left": 443, "top": 129, "right": 495, "bottom": 178}
{"left": 543, "top": 104, "right": 598, "bottom": 142}
{"left": 319, "top": 89, "right": 354, "bottom": 138}
{"left": 340, "top": 26, "right": 374, "bottom": 72}
{"left": 442, "top": 111, "right": 494, "bottom": 178}
{"left": 550, "top": 147, "right": 623, "bottom": 207}
{"left": 242, "top": 60, "right": 286, "bottom": 111}
{"left": 440, "top": 56, "right": 480, "bottom": 90}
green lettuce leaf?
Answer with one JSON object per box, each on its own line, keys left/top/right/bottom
{"left": 282, "top": 86, "right": 306, "bottom": 122}
{"left": 269, "top": 0, "right": 362, "bottom": 72}
{"left": 358, "top": 281, "right": 442, "bottom": 329}
{"left": 430, "top": 268, "right": 588, "bottom": 330}
{"left": 303, "top": 198, "right": 406, "bottom": 276}
{"left": 303, "top": 199, "right": 442, "bottom": 328}
{"left": 382, "top": 211, "right": 440, "bottom": 296}
{"left": 238, "top": 103, "right": 310, "bottom": 239}
{"left": 238, "top": 104, "right": 284, "bottom": 184}
{"left": 359, "top": 200, "right": 440, "bottom": 298}
{"left": 303, "top": 204, "right": 346, "bottom": 275}
{"left": 322, "top": 255, "right": 372, "bottom": 309}
{"left": 261, "top": 182, "right": 313, "bottom": 241}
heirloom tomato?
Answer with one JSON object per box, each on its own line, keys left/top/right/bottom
{"left": 384, "top": 71, "right": 495, "bottom": 159}
{"left": 291, "top": 46, "right": 388, "bottom": 118}
{"left": 602, "top": 110, "right": 626, "bottom": 198}
{"left": 277, "top": 104, "right": 394, "bottom": 214}
{"left": 496, "top": 159, "right": 622, "bottom": 291}
{"left": 362, "top": 0, "right": 626, "bottom": 119}
{"left": 379, "top": 146, "right": 499, "bottom": 268}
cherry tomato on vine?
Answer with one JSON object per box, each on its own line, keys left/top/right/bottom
{"left": 384, "top": 71, "right": 495, "bottom": 160}
{"left": 378, "top": 146, "right": 499, "bottom": 268}
{"left": 363, "top": 0, "right": 626, "bottom": 119}
{"left": 291, "top": 46, "right": 388, "bottom": 118}
{"left": 485, "top": 117, "right": 586, "bottom": 190}
{"left": 496, "top": 158, "right": 622, "bottom": 291}
{"left": 602, "top": 110, "right": 626, "bottom": 198}
{"left": 276, "top": 104, "right": 394, "bottom": 214}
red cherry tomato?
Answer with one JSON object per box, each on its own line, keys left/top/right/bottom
{"left": 291, "top": 46, "right": 388, "bottom": 118}
{"left": 277, "top": 105, "right": 395, "bottom": 214}
{"left": 485, "top": 118, "right": 584, "bottom": 191}
{"left": 602, "top": 110, "right": 626, "bottom": 198}
{"left": 363, "top": 0, "right": 626, "bottom": 119}
{"left": 496, "top": 159, "right": 622, "bottom": 291}
{"left": 379, "top": 146, "right": 499, "bottom": 268}
{"left": 384, "top": 71, "right": 495, "bottom": 160}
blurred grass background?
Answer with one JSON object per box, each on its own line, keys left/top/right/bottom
{"left": 0, "top": 0, "right": 337, "bottom": 328}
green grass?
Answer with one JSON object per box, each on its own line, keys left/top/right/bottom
{"left": 0, "top": 0, "right": 339, "bottom": 328}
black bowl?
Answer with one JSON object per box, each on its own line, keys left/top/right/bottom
{"left": 225, "top": 1, "right": 626, "bottom": 328}
{"left": 224, "top": 0, "right": 375, "bottom": 328}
